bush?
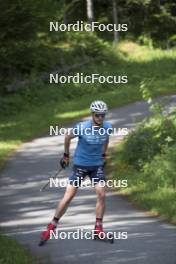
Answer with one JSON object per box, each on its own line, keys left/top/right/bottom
{"left": 122, "top": 107, "right": 176, "bottom": 169}
{"left": 138, "top": 35, "right": 153, "bottom": 48}
{"left": 112, "top": 107, "right": 176, "bottom": 223}
{"left": 143, "top": 144, "right": 176, "bottom": 190}
{"left": 168, "top": 34, "right": 176, "bottom": 47}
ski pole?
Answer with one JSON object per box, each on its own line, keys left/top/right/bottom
{"left": 40, "top": 167, "right": 63, "bottom": 192}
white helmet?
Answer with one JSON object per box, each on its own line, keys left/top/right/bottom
{"left": 90, "top": 100, "right": 108, "bottom": 113}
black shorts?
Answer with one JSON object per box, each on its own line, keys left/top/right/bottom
{"left": 68, "top": 165, "right": 106, "bottom": 187}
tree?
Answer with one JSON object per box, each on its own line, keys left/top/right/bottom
{"left": 86, "top": 0, "right": 94, "bottom": 23}
{"left": 112, "top": 0, "right": 119, "bottom": 44}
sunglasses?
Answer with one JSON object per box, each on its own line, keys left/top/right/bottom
{"left": 94, "top": 113, "right": 106, "bottom": 118}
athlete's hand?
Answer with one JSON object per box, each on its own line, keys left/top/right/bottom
{"left": 102, "top": 153, "right": 107, "bottom": 167}
{"left": 60, "top": 153, "right": 69, "bottom": 168}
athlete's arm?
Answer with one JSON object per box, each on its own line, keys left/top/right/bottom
{"left": 60, "top": 123, "right": 80, "bottom": 168}
{"left": 64, "top": 132, "right": 76, "bottom": 154}
{"left": 102, "top": 138, "right": 109, "bottom": 167}
{"left": 103, "top": 138, "right": 109, "bottom": 155}
{"left": 60, "top": 132, "right": 76, "bottom": 168}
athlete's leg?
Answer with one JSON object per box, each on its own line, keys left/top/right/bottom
{"left": 40, "top": 184, "right": 77, "bottom": 244}
{"left": 54, "top": 165, "right": 87, "bottom": 220}
{"left": 90, "top": 166, "right": 106, "bottom": 219}
{"left": 95, "top": 183, "right": 106, "bottom": 219}
{"left": 93, "top": 183, "right": 106, "bottom": 238}
{"left": 90, "top": 165, "right": 106, "bottom": 237}
{"left": 54, "top": 184, "right": 77, "bottom": 220}
{"left": 52, "top": 165, "right": 87, "bottom": 223}
{"left": 39, "top": 164, "right": 88, "bottom": 245}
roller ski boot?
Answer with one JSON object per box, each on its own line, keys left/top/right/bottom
{"left": 38, "top": 223, "right": 56, "bottom": 246}
{"left": 94, "top": 225, "right": 114, "bottom": 244}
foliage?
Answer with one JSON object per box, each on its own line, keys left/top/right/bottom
{"left": 0, "top": 40, "right": 175, "bottom": 117}
{"left": 0, "top": 0, "right": 59, "bottom": 91}
{"left": 111, "top": 96, "right": 176, "bottom": 222}
{"left": 143, "top": 144, "right": 176, "bottom": 189}
{"left": 0, "top": 41, "right": 175, "bottom": 169}
{"left": 120, "top": 107, "right": 176, "bottom": 168}
{"left": 112, "top": 141, "right": 176, "bottom": 222}
{"left": 0, "top": 0, "right": 176, "bottom": 93}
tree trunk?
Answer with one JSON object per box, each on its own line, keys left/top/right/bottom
{"left": 112, "top": 0, "right": 119, "bottom": 44}
{"left": 86, "top": 0, "right": 94, "bottom": 23}
{"left": 63, "top": 0, "right": 67, "bottom": 24}
{"left": 157, "top": 0, "right": 160, "bottom": 9}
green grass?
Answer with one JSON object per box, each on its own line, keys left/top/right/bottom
{"left": 0, "top": 89, "right": 138, "bottom": 169}
{"left": 0, "top": 40, "right": 176, "bottom": 170}
{"left": 110, "top": 128, "right": 176, "bottom": 224}
{"left": 0, "top": 234, "right": 37, "bottom": 264}
{"left": 0, "top": 38, "right": 176, "bottom": 261}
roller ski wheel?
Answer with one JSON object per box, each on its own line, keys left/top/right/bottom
{"left": 38, "top": 223, "right": 56, "bottom": 246}
{"left": 94, "top": 227, "right": 114, "bottom": 244}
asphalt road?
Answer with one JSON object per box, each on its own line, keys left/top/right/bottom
{"left": 0, "top": 95, "right": 176, "bottom": 264}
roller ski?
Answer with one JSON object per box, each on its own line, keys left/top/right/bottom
{"left": 38, "top": 223, "right": 56, "bottom": 246}
{"left": 94, "top": 225, "right": 114, "bottom": 244}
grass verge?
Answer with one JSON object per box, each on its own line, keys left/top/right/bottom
{"left": 0, "top": 234, "right": 37, "bottom": 264}
{"left": 110, "top": 107, "right": 176, "bottom": 224}
{"left": 0, "top": 39, "right": 175, "bottom": 260}
{"left": 0, "top": 40, "right": 176, "bottom": 170}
